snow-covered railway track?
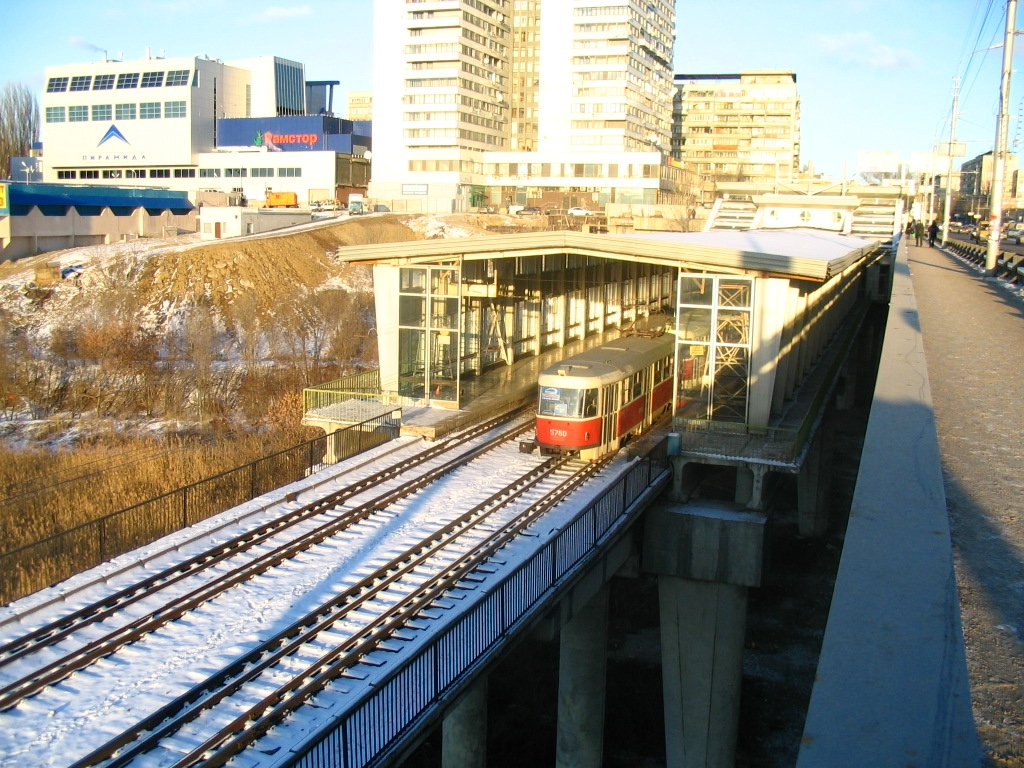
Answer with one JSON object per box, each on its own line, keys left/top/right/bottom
{"left": 0, "top": 408, "right": 532, "bottom": 714}
{"left": 70, "top": 452, "right": 610, "bottom": 768}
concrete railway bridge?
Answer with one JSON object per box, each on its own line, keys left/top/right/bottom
{"left": 290, "top": 195, "right": 972, "bottom": 767}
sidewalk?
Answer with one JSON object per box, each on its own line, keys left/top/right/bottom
{"left": 907, "top": 240, "right": 1024, "bottom": 766}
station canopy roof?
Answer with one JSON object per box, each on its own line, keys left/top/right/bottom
{"left": 5, "top": 183, "right": 194, "bottom": 214}
{"left": 337, "top": 227, "right": 881, "bottom": 282}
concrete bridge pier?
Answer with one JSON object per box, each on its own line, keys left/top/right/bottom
{"left": 442, "top": 677, "right": 488, "bottom": 768}
{"left": 797, "top": 429, "right": 830, "bottom": 537}
{"left": 642, "top": 502, "right": 765, "bottom": 768}
{"left": 555, "top": 583, "right": 609, "bottom": 768}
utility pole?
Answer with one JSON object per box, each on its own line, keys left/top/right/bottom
{"left": 987, "top": 0, "right": 1017, "bottom": 274}
{"left": 941, "top": 79, "right": 961, "bottom": 247}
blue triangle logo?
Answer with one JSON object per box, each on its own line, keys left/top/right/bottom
{"left": 98, "top": 124, "right": 129, "bottom": 146}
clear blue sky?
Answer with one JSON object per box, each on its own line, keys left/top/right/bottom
{"left": 1, "top": 0, "right": 1013, "bottom": 178}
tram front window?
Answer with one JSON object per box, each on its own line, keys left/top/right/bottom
{"left": 539, "top": 386, "right": 598, "bottom": 417}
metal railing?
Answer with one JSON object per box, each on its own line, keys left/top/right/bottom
{"left": 303, "top": 369, "right": 382, "bottom": 413}
{"left": 943, "top": 237, "right": 1024, "bottom": 284}
{"left": 286, "top": 440, "right": 670, "bottom": 768}
{"left": 0, "top": 410, "right": 400, "bottom": 606}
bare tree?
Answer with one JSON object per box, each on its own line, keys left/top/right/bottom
{"left": 0, "top": 82, "right": 39, "bottom": 180}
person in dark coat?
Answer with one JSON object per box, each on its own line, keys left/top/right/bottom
{"left": 928, "top": 219, "right": 939, "bottom": 247}
{"left": 914, "top": 219, "right": 925, "bottom": 246}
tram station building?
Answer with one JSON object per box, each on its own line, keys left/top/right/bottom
{"left": 321, "top": 209, "right": 896, "bottom": 524}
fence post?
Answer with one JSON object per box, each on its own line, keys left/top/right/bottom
{"left": 182, "top": 485, "right": 189, "bottom": 528}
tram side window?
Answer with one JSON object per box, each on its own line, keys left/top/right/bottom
{"left": 632, "top": 373, "right": 644, "bottom": 401}
{"left": 581, "top": 388, "right": 598, "bottom": 417}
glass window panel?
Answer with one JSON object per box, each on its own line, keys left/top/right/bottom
{"left": 400, "top": 268, "right": 427, "bottom": 293}
{"left": 676, "top": 308, "right": 711, "bottom": 341}
{"left": 93, "top": 74, "right": 115, "bottom": 90}
{"left": 679, "top": 275, "right": 714, "bottom": 305}
{"left": 46, "top": 77, "right": 68, "bottom": 93}
{"left": 166, "top": 69, "right": 190, "bottom": 86}
{"left": 430, "top": 266, "right": 458, "bottom": 295}
{"left": 68, "top": 106, "right": 88, "bottom": 122}
{"left": 399, "top": 296, "right": 426, "bottom": 327}
{"left": 141, "top": 71, "right": 164, "bottom": 88}
{"left": 70, "top": 76, "right": 92, "bottom": 91}
{"left": 431, "top": 297, "right": 459, "bottom": 329}
{"left": 718, "top": 280, "right": 751, "bottom": 307}
{"left": 717, "top": 309, "right": 750, "bottom": 345}
{"left": 91, "top": 104, "right": 112, "bottom": 121}
{"left": 398, "top": 329, "right": 426, "bottom": 398}
{"left": 115, "top": 103, "right": 136, "bottom": 120}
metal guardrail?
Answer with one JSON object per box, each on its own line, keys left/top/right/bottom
{"left": 943, "top": 237, "right": 1024, "bottom": 284}
{"left": 303, "top": 369, "right": 382, "bottom": 413}
{"left": 0, "top": 410, "right": 400, "bottom": 606}
{"left": 286, "top": 440, "right": 670, "bottom": 768}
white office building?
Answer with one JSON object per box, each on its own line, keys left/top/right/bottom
{"left": 37, "top": 54, "right": 364, "bottom": 206}
{"left": 369, "top": 0, "right": 680, "bottom": 213}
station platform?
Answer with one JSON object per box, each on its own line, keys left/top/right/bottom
{"left": 400, "top": 328, "right": 625, "bottom": 439}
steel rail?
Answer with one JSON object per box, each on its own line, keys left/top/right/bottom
{"left": 0, "top": 414, "right": 534, "bottom": 712}
{"left": 72, "top": 452, "right": 589, "bottom": 768}
{"left": 0, "top": 407, "right": 529, "bottom": 670}
{"left": 175, "top": 454, "right": 611, "bottom": 768}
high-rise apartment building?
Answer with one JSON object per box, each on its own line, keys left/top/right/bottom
{"left": 673, "top": 71, "right": 800, "bottom": 206}
{"left": 370, "top": 0, "right": 680, "bottom": 213}
{"left": 347, "top": 91, "right": 374, "bottom": 121}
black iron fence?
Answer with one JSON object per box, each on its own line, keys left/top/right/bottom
{"left": 0, "top": 410, "right": 400, "bottom": 606}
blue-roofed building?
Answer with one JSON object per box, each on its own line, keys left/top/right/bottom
{"left": 0, "top": 181, "right": 195, "bottom": 261}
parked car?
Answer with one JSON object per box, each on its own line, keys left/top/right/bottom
{"left": 567, "top": 206, "right": 594, "bottom": 217}
{"left": 517, "top": 206, "right": 541, "bottom": 215}
{"left": 1004, "top": 222, "right": 1024, "bottom": 244}
{"left": 373, "top": 204, "right": 391, "bottom": 213}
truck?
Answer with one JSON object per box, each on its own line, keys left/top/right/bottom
{"left": 265, "top": 191, "right": 298, "bottom": 208}
{"left": 348, "top": 193, "right": 365, "bottom": 215}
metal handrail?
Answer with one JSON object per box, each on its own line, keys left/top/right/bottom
{"left": 285, "top": 440, "right": 671, "bottom": 768}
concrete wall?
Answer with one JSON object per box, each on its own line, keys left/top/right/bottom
{"left": 1, "top": 207, "right": 197, "bottom": 261}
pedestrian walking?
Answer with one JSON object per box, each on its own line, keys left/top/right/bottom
{"left": 914, "top": 219, "right": 925, "bottom": 247}
{"left": 928, "top": 219, "right": 939, "bottom": 247}
{"left": 905, "top": 219, "right": 914, "bottom": 239}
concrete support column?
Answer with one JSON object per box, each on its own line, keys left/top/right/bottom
{"left": 643, "top": 502, "right": 765, "bottom": 768}
{"left": 797, "top": 429, "right": 829, "bottom": 537}
{"left": 659, "top": 576, "right": 748, "bottom": 768}
{"left": 734, "top": 464, "right": 768, "bottom": 510}
{"left": 556, "top": 584, "right": 609, "bottom": 768}
{"left": 442, "top": 677, "right": 488, "bottom": 768}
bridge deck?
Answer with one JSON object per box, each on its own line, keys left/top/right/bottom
{"left": 799, "top": 236, "right": 1024, "bottom": 765}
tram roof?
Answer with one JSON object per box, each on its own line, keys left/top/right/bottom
{"left": 337, "top": 227, "right": 880, "bottom": 282}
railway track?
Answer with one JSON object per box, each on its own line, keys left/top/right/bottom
{"left": 0, "top": 408, "right": 531, "bottom": 709}
{"left": 0, "top": 406, "right": 614, "bottom": 767}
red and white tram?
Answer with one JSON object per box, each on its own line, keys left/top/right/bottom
{"left": 534, "top": 332, "right": 675, "bottom": 460}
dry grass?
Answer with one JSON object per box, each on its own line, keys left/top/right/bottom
{"left": 0, "top": 423, "right": 318, "bottom": 552}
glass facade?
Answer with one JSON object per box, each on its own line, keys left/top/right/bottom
{"left": 675, "top": 274, "right": 753, "bottom": 425}
{"left": 398, "top": 265, "right": 462, "bottom": 402}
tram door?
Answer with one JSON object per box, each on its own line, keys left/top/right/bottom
{"left": 602, "top": 383, "right": 617, "bottom": 448}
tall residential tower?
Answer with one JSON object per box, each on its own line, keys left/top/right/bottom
{"left": 673, "top": 71, "right": 801, "bottom": 207}
{"left": 370, "top": 0, "right": 679, "bottom": 213}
